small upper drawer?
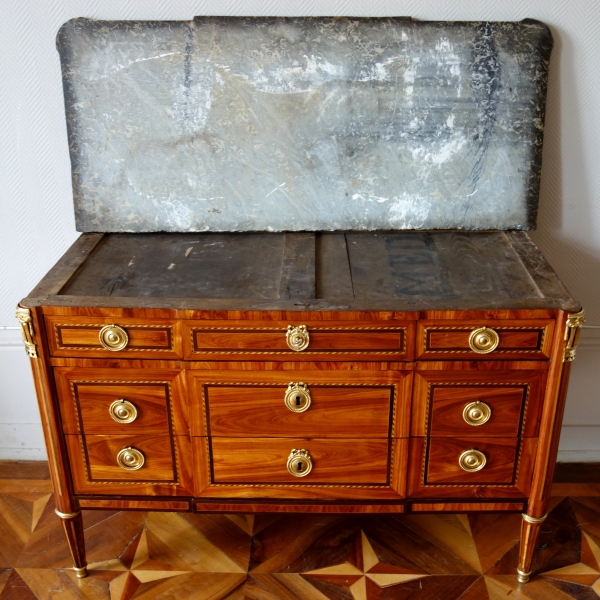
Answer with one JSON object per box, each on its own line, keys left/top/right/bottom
{"left": 416, "top": 319, "right": 555, "bottom": 359}
{"left": 182, "top": 320, "right": 415, "bottom": 360}
{"left": 45, "top": 316, "right": 182, "bottom": 358}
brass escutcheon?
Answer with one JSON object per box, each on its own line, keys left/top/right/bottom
{"left": 109, "top": 399, "right": 138, "bottom": 424}
{"left": 468, "top": 327, "right": 499, "bottom": 354}
{"left": 286, "top": 448, "right": 313, "bottom": 477}
{"left": 286, "top": 325, "right": 310, "bottom": 352}
{"left": 462, "top": 400, "right": 491, "bottom": 426}
{"left": 284, "top": 382, "right": 312, "bottom": 413}
{"left": 116, "top": 447, "right": 145, "bottom": 470}
{"left": 99, "top": 324, "right": 129, "bottom": 351}
{"left": 458, "top": 449, "right": 487, "bottom": 472}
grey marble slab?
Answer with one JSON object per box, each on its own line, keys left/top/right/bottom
{"left": 57, "top": 17, "right": 552, "bottom": 232}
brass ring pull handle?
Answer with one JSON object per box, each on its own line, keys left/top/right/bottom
{"left": 462, "top": 401, "right": 491, "bottom": 426}
{"left": 458, "top": 449, "right": 487, "bottom": 472}
{"left": 99, "top": 324, "right": 129, "bottom": 351}
{"left": 287, "top": 449, "right": 313, "bottom": 477}
{"left": 286, "top": 325, "right": 310, "bottom": 351}
{"left": 109, "top": 399, "right": 138, "bottom": 423}
{"left": 284, "top": 382, "right": 312, "bottom": 413}
{"left": 468, "top": 327, "right": 499, "bottom": 354}
{"left": 116, "top": 447, "right": 145, "bottom": 470}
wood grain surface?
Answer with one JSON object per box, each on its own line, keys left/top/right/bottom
{"left": 211, "top": 438, "right": 390, "bottom": 484}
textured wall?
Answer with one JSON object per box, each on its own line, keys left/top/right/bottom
{"left": 1, "top": 0, "right": 599, "bottom": 460}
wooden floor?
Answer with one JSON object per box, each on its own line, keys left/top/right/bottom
{"left": 1, "top": 463, "right": 599, "bottom": 599}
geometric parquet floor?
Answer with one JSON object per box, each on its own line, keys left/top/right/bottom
{"left": 1, "top": 471, "right": 600, "bottom": 599}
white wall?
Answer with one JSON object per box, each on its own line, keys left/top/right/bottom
{"left": 1, "top": 0, "right": 599, "bottom": 461}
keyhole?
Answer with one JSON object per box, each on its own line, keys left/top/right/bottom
{"left": 297, "top": 461, "right": 303, "bottom": 471}
{"left": 296, "top": 395, "right": 301, "bottom": 406}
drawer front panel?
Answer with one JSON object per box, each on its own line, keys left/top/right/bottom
{"left": 54, "top": 367, "right": 188, "bottom": 437}
{"left": 207, "top": 385, "right": 392, "bottom": 438}
{"left": 412, "top": 367, "right": 546, "bottom": 438}
{"left": 46, "top": 316, "right": 182, "bottom": 358}
{"left": 183, "top": 320, "right": 414, "bottom": 360}
{"left": 211, "top": 438, "right": 389, "bottom": 484}
{"left": 430, "top": 386, "right": 525, "bottom": 437}
{"left": 417, "top": 319, "right": 554, "bottom": 359}
{"left": 70, "top": 383, "right": 170, "bottom": 435}
{"left": 188, "top": 369, "right": 412, "bottom": 439}
{"left": 79, "top": 434, "right": 176, "bottom": 482}
{"left": 426, "top": 437, "right": 518, "bottom": 485}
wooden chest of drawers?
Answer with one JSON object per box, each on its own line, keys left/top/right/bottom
{"left": 18, "top": 230, "right": 583, "bottom": 584}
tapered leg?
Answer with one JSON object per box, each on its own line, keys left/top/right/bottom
{"left": 56, "top": 509, "right": 88, "bottom": 578}
{"left": 517, "top": 512, "right": 547, "bottom": 583}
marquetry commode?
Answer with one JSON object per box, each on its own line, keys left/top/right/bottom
{"left": 20, "top": 15, "right": 581, "bottom": 586}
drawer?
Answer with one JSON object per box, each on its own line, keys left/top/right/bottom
{"left": 426, "top": 437, "right": 518, "bottom": 485}
{"left": 187, "top": 369, "right": 412, "bottom": 438}
{"left": 75, "top": 434, "right": 177, "bottom": 482}
{"left": 182, "top": 320, "right": 415, "bottom": 360}
{"left": 65, "top": 434, "right": 195, "bottom": 496}
{"left": 416, "top": 319, "right": 554, "bottom": 359}
{"left": 54, "top": 367, "right": 188, "bottom": 436}
{"left": 211, "top": 438, "right": 389, "bottom": 484}
{"left": 411, "top": 365, "right": 547, "bottom": 438}
{"left": 45, "top": 315, "right": 182, "bottom": 358}
{"left": 207, "top": 384, "right": 392, "bottom": 438}
{"left": 407, "top": 437, "right": 537, "bottom": 499}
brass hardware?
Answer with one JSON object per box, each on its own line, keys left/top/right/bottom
{"left": 462, "top": 401, "right": 492, "bottom": 426}
{"left": 15, "top": 306, "right": 38, "bottom": 358}
{"left": 284, "top": 382, "right": 312, "bottom": 413}
{"left": 522, "top": 512, "right": 547, "bottom": 524}
{"left": 564, "top": 308, "right": 585, "bottom": 362}
{"left": 116, "top": 446, "right": 145, "bottom": 470}
{"left": 458, "top": 449, "right": 486, "bottom": 472}
{"left": 99, "top": 324, "right": 129, "bottom": 351}
{"left": 286, "top": 448, "right": 313, "bottom": 477}
{"left": 468, "top": 327, "right": 500, "bottom": 354}
{"left": 109, "top": 399, "right": 138, "bottom": 423}
{"left": 73, "top": 566, "right": 88, "bottom": 579}
{"left": 517, "top": 568, "right": 531, "bottom": 583}
{"left": 286, "top": 325, "right": 310, "bottom": 352}
{"left": 55, "top": 508, "right": 81, "bottom": 519}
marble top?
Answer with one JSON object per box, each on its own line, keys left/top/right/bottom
{"left": 57, "top": 17, "right": 553, "bottom": 233}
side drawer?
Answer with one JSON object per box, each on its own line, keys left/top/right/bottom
{"left": 411, "top": 364, "right": 547, "bottom": 438}
{"left": 55, "top": 367, "right": 188, "bottom": 436}
{"left": 45, "top": 315, "right": 182, "bottom": 358}
{"left": 211, "top": 438, "right": 389, "bottom": 484}
{"left": 65, "top": 433, "right": 195, "bottom": 496}
{"left": 416, "top": 319, "right": 555, "bottom": 360}
{"left": 182, "top": 320, "right": 415, "bottom": 361}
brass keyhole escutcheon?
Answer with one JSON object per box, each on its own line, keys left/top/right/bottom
{"left": 284, "top": 382, "right": 312, "bottom": 413}
{"left": 286, "top": 325, "right": 310, "bottom": 352}
{"left": 109, "top": 399, "right": 138, "bottom": 424}
{"left": 468, "top": 327, "right": 499, "bottom": 354}
{"left": 116, "top": 447, "right": 145, "bottom": 470}
{"left": 458, "top": 449, "right": 486, "bottom": 472}
{"left": 287, "top": 449, "right": 313, "bottom": 477}
{"left": 462, "top": 401, "right": 491, "bottom": 426}
{"left": 99, "top": 324, "right": 129, "bottom": 351}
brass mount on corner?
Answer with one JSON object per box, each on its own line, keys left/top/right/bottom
{"left": 564, "top": 308, "right": 585, "bottom": 362}
{"left": 15, "top": 306, "right": 38, "bottom": 358}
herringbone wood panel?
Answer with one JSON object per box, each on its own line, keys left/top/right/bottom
{"left": 0, "top": 465, "right": 599, "bottom": 599}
